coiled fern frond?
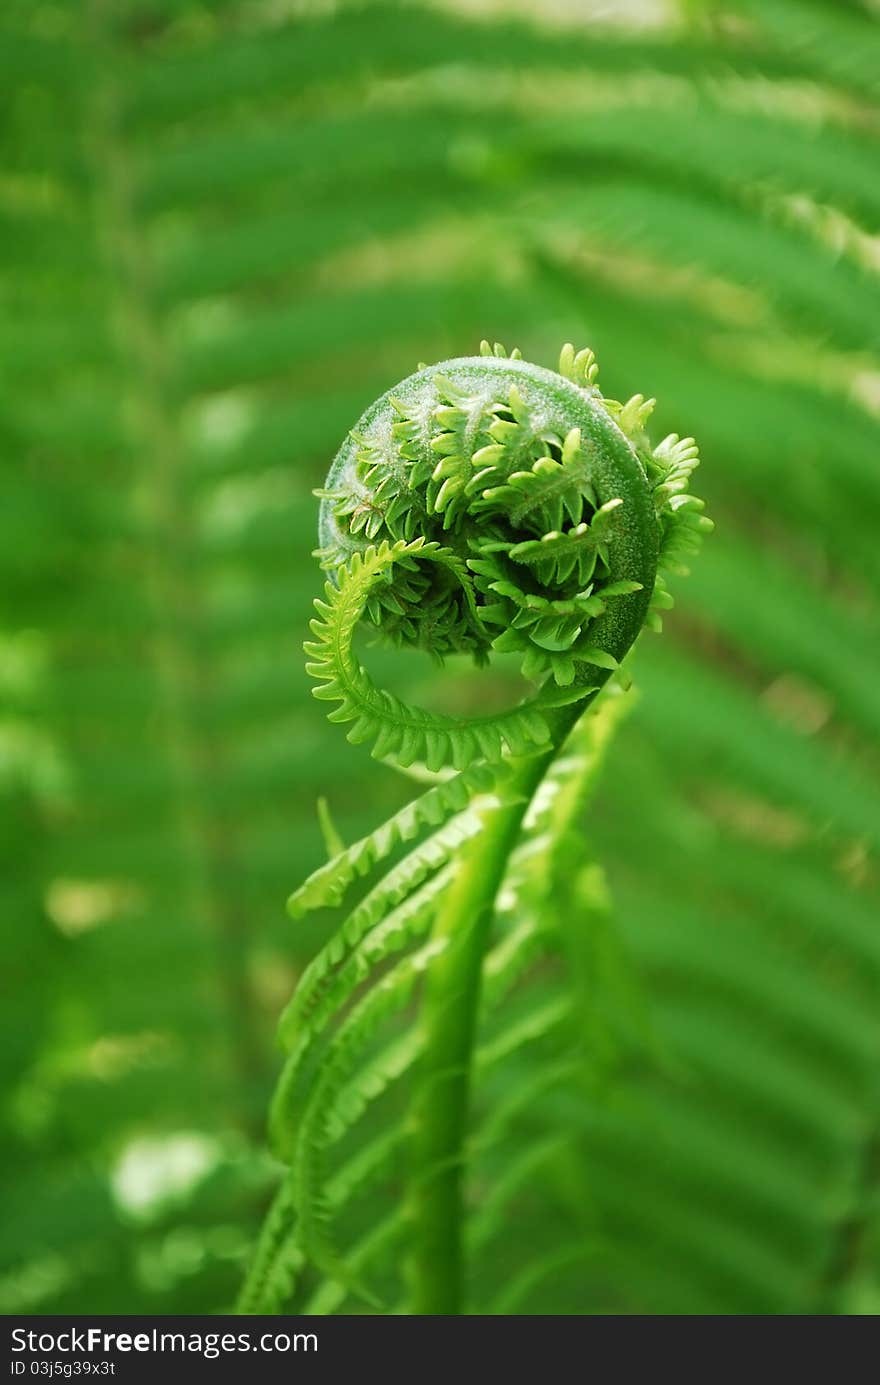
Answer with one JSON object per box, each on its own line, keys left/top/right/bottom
{"left": 307, "top": 340, "right": 709, "bottom": 766}
{"left": 239, "top": 339, "right": 710, "bottom": 1315}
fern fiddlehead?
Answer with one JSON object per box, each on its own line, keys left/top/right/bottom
{"left": 239, "top": 340, "right": 710, "bottom": 1315}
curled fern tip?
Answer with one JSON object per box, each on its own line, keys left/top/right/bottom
{"left": 308, "top": 340, "right": 710, "bottom": 767}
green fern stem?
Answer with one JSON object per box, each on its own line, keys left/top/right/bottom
{"left": 407, "top": 704, "right": 581, "bottom": 1314}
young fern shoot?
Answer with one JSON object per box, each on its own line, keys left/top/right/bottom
{"left": 239, "top": 340, "right": 711, "bottom": 1315}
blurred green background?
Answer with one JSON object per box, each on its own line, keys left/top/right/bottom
{"left": 2, "top": 0, "right": 879, "bottom": 1315}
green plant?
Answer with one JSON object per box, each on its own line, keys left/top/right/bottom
{"left": 237, "top": 340, "right": 710, "bottom": 1314}
{"left": 4, "top": 0, "right": 880, "bottom": 1321}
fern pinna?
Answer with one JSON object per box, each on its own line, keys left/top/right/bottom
{"left": 238, "top": 340, "right": 711, "bottom": 1315}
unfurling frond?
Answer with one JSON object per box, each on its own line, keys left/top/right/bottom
{"left": 313, "top": 345, "right": 708, "bottom": 742}
{"left": 241, "top": 341, "right": 709, "bottom": 1315}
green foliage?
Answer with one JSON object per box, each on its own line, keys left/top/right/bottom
{"left": 246, "top": 343, "right": 707, "bottom": 1312}
{"left": 2, "top": 0, "right": 879, "bottom": 1317}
